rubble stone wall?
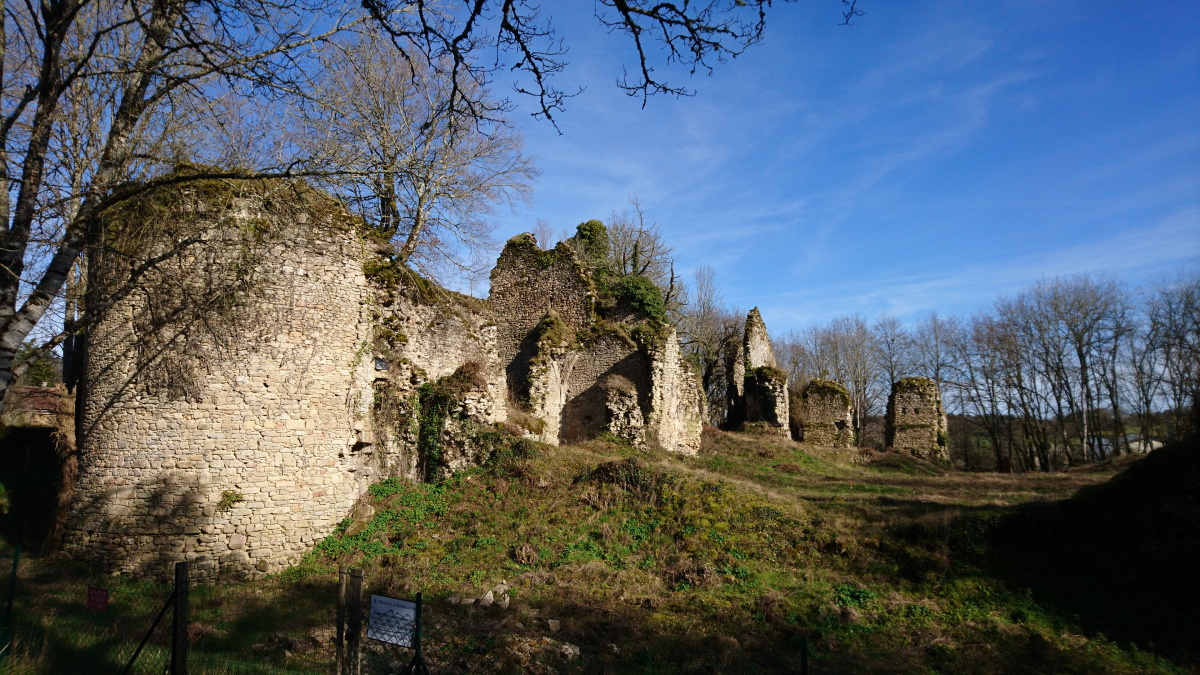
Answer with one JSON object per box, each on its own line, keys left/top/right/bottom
{"left": 64, "top": 190, "right": 375, "bottom": 581}
{"left": 744, "top": 367, "right": 790, "bottom": 437}
{"left": 370, "top": 288, "right": 507, "bottom": 481}
{"left": 885, "top": 377, "right": 948, "bottom": 461}
{"left": 743, "top": 308, "right": 776, "bottom": 370}
{"left": 801, "top": 379, "right": 853, "bottom": 447}
{"left": 647, "top": 328, "right": 705, "bottom": 454}
{"left": 560, "top": 333, "right": 647, "bottom": 444}
{"left": 489, "top": 235, "right": 594, "bottom": 398}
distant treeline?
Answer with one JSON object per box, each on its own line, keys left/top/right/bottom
{"left": 679, "top": 271, "right": 1198, "bottom": 472}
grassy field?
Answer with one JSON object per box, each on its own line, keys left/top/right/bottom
{"left": 295, "top": 428, "right": 1195, "bottom": 673}
{"left": 2, "top": 428, "right": 1194, "bottom": 673}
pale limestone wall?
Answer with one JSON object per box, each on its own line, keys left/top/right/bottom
{"left": 743, "top": 308, "right": 776, "bottom": 370}
{"left": 801, "top": 379, "right": 853, "bottom": 447}
{"left": 885, "top": 377, "right": 948, "bottom": 461}
{"left": 64, "top": 193, "right": 375, "bottom": 581}
{"left": 604, "top": 376, "right": 646, "bottom": 449}
{"left": 647, "top": 328, "right": 704, "bottom": 455}
{"left": 526, "top": 331, "right": 648, "bottom": 446}
{"left": 744, "top": 368, "right": 789, "bottom": 437}
{"left": 489, "top": 235, "right": 594, "bottom": 398}
{"left": 561, "top": 334, "right": 647, "bottom": 444}
{"left": 370, "top": 288, "right": 507, "bottom": 481}
{"left": 737, "top": 309, "right": 789, "bottom": 437}
{"left": 489, "top": 232, "right": 703, "bottom": 454}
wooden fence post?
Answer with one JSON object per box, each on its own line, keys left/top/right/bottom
{"left": 347, "top": 568, "right": 363, "bottom": 675}
{"left": 171, "top": 561, "right": 189, "bottom": 675}
{"left": 336, "top": 566, "right": 347, "bottom": 675}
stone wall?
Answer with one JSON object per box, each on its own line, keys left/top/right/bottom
{"left": 743, "top": 308, "right": 776, "bottom": 370}
{"left": 67, "top": 209, "right": 709, "bottom": 581}
{"left": 369, "top": 282, "right": 507, "bottom": 482}
{"left": 64, "top": 186, "right": 376, "bottom": 581}
{"left": 646, "top": 328, "right": 704, "bottom": 455}
{"left": 731, "top": 308, "right": 789, "bottom": 437}
{"left": 885, "top": 377, "right": 948, "bottom": 461}
{"left": 489, "top": 235, "right": 594, "bottom": 399}
{"left": 744, "top": 367, "right": 789, "bottom": 436}
{"left": 560, "top": 332, "right": 648, "bottom": 444}
{"left": 800, "top": 379, "right": 853, "bottom": 447}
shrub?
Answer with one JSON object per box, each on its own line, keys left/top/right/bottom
{"left": 606, "top": 274, "right": 666, "bottom": 324}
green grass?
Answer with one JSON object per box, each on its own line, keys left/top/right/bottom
{"left": 295, "top": 429, "right": 1188, "bottom": 674}
{"left": 3, "top": 430, "right": 1191, "bottom": 673}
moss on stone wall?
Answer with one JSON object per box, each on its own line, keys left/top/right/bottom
{"left": 893, "top": 377, "right": 938, "bottom": 394}
{"left": 751, "top": 366, "right": 789, "bottom": 385}
{"left": 803, "top": 378, "right": 851, "bottom": 408}
{"left": 415, "top": 362, "right": 487, "bottom": 482}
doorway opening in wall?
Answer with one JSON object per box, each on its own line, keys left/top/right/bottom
{"left": 0, "top": 427, "right": 64, "bottom": 552}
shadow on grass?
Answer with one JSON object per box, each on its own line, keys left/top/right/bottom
{"left": 973, "top": 436, "right": 1200, "bottom": 666}
{"left": 3, "top": 559, "right": 338, "bottom": 674}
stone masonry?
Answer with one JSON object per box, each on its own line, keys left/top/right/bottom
{"left": 730, "top": 308, "right": 789, "bottom": 437}
{"left": 490, "top": 233, "right": 703, "bottom": 454}
{"left": 885, "top": 377, "right": 948, "bottom": 461}
{"left": 800, "top": 379, "right": 853, "bottom": 447}
{"left": 64, "top": 185, "right": 377, "bottom": 581}
{"left": 65, "top": 190, "right": 707, "bottom": 581}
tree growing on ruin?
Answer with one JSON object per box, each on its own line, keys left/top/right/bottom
{"left": 298, "top": 30, "right": 539, "bottom": 283}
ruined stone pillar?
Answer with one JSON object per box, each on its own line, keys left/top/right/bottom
{"left": 884, "top": 377, "right": 948, "bottom": 461}
{"left": 740, "top": 308, "right": 789, "bottom": 437}
{"left": 800, "top": 379, "right": 853, "bottom": 447}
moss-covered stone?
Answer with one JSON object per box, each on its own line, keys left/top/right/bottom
{"left": 803, "top": 378, "right": 851, "bottom": 409}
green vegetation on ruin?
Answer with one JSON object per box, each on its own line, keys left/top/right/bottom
{"left": 892, "top": 376, "right": 939, "bottom": 394}
{"left": 750, "top": 365, "right": 789, "bottom": 385}
{"left": 803, "top": 378, "right": 852, "bottom": 409}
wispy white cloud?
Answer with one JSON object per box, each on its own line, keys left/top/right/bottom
{"left": 757, "top": 206, "right": 1200, "bottom": 328}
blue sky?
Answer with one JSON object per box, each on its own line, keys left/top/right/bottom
{"left": 486, "top": 1, "right": 1200, "bottom": 331}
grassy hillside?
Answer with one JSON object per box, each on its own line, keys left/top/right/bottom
{"left": 296, "top": 429, "right": 1191, "bottom": 673}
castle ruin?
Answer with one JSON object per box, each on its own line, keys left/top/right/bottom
{"left": 884, "top": 377, "right": 948, "bottom": 461}
{"left": 61, "top": 181, "right": 704, "bottom": 580}
{"left": 726, "top": 308, "right": 789, "bottom": 437}
{"left": 800, "top": 379, "right": 853, "bottom": 447}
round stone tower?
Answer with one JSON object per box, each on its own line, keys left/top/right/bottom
{"left": 62, "top": 179, "right": 376, "bottom": 580}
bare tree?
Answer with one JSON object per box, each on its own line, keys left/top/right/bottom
{"left": 912, "top": 312, "right": 959, "bottom": 395}
{"left": 679, "top": 264, "right": 740, "bottom": 424}
{"left": 2, "top": 0, "right": 831, "bottom": 410}
{"left": 532, "top": 218, "right": 558, "bottom": 249}
{"left": 299, "top": 29, "right": 538, "bottom": 283}
{"left": 788, "top": 315, "right": 882, "bottom": 444}
{"left": 603, "top": 198, "right": 687, "bottom": 323}
{"left": 0, "top": 0, "right": 364, "bottom": 408}
{"left": 872, "top": 314, "right": 913, "bottom": 386}
{"left": 1148, "top": 272, "right": 1200, "bottom": 440}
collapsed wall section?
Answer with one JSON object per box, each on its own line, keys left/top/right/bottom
{"left": 368, "top": 274, "right": 507, "bottom": 482}
{"left": 64, "top": 183, "right": 375, "bottom": 581}
{"left": 800, "top": 379, "right": 853, "bottom": 447}
{"left": 885, "top": 377, "right": 948, "bottom": 461}
{"left": 736, "top": 308, "right": 790, "bottom": 437}
{"left": 489, "top": 235, "right": 594, "bottom": 401}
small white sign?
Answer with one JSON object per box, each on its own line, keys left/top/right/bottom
{"left": 367, "top": 594, "right": 418, "bottom": 648}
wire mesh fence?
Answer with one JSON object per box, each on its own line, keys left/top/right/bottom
{"left": 0, "top": 556, "right": 579, "bottom": 674}
{"left": 2, "top": 554, "right": 336, "bottom": 674}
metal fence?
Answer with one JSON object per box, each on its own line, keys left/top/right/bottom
{"left": 1, "top": 556, "right": 594, "bottom": 674}
{"left": 1, "top": 553, "right": 332, "bottom": 674}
